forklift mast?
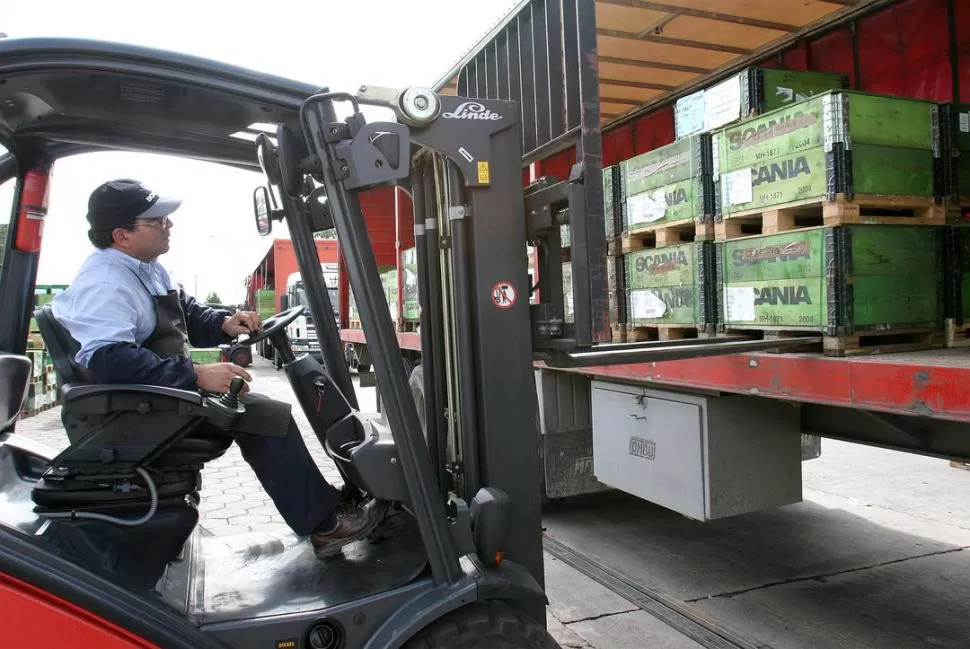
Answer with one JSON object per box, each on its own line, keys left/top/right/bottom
{"left": 282, "top": 86, "right": 822, "bottom": 597}
{"left": 287, "top": 89, "right": 547, "bottom": 590}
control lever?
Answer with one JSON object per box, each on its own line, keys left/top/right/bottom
{"left": 220, "top": 377, "right": 245, "bottom": 409}
{"left": 204, "top": 376, "right": 246, "bottom": 428}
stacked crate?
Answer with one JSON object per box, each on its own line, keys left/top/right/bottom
{"left": 255, "top": 288, "right": 276, "bottom": 320}
{"left": 603, "top": 164, "right": 627, "bottom": 340}
{"left": 711, "top": 90, "right": 949, "bottom": 356}
{"left": 940, "top": 103, "right": 970, "bottom": 345}
{"left": 21, "top": 285, "right": 68, "bottom": 417}
{"left": 611, "top": 135, "right": 717, "bottom": 341}
{"left": 675, "top": 67, "right": 850, "bottom": 139}
{"left": 401, "top": 247, "right": 420, "bottom": 330}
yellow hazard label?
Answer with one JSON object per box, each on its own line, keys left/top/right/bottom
{"left": 477, "top": 161, "right": 490, "bottom": 184}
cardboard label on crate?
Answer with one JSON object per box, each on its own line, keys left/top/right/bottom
{"left": 622, "top": 137, "right": 695, "bottom": 195}
{"left": 726, "top": 279, "right": 826, "bottom": 327}
{"left": 704, "top": 73, "right": 742, "bottom": 132}
{"left": 722, "top": 169, "right": 753, "bottom": 206}
{"left": 630, "top": 289, "right": 668, "bottom": 319}
{"left": 675, "top": 90, "right": 706, "bottom": 139}
{"left": 723, "top": 148, "right": 827, "bottom": 214}
{"left": 724, "top": 229, "right": 822, "bottom": 284}
{"left": 627, "top": 244, "right": 695, "bottom": 289}
{"left": 627, "top": 189, "right": 668, "bottom": 226}
{"left": 961, "top": 112, "right": 969, "bottom": 133}
{"left": 725, "top": 286, "right": 756, "bottom": 322}
{"left": 720, "top": 98, "right": 824, "bottom": 172}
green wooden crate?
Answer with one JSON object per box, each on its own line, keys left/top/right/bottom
{"left": 603, "top": 165, "right": 624, "bottom": 240}
{"left": 939, "top": 102, "right": 970, "bottom": 202}
{"left": 625, "top": 242, "right": 717, "bottom": 331}
{"left": 675, "top": 67, "right": 849, "bottom": 139}
{"left": 620, "top": 133, "right": 715, "bottom": 233}
{"left": 943, "top": 225, "right": 970, "bottom": 324}
{"left": 607, "top": 255, "right": 627, "bottom": 326}
{"left": 189, "top": 348, "right": 222, "bottom": 364}
{"left": 714, "top": 91, "right": 943, "bottom": 218}
{"left": 402, "top": 247, "right": 420, "bottom": 321}
{"left": 255, "top": 289, "right": 276, "bottom": 318}
{"left": 718, "top": 225, "right": 944, "bottom": 333}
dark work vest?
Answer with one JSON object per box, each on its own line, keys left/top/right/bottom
{"left": 131, "top": 267, "right": 290, "bottom": 437}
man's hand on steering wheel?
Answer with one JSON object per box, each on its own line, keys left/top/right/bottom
{"left": 223, "top": 310, "right": 262, "bottom": 337}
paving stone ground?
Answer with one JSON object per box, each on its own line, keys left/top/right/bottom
{"left": 14, "top": 355, "right": 363, "bottom": 535}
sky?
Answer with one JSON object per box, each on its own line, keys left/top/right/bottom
{"left": 0, "top": 0, "right": 517, "bottom": 303}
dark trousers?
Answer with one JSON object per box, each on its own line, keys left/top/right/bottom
{"left": 217, "top": 393, "right": 341, "bottom": 536}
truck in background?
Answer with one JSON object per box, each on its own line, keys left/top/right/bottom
{"left": 281, "top": 261, "right": 339, "bottom": 361}
{"left": 244, "top": 238, "right": 338, "bottom": 364}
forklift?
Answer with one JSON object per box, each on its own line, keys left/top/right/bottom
{"left": 0, "top": 38, "right": 813, "bottom": 648}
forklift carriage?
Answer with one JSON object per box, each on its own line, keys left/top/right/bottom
{"left": 0, "top": 38, "right": 811, "bottom": 648}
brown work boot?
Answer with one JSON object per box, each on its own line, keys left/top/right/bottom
{"left": 310, "top": 499, "right": 390, "bottom": 559}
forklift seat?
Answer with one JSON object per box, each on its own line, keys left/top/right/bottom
{"left": 31, "top": 305, "right": 235, "bottom": 511}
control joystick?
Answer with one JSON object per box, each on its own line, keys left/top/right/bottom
{"left": 220, "top": 377, "right": 245, "bottom": 409}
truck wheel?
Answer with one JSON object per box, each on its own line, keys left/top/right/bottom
{"left": 403, "top": 602, "right": 560, "bottom": 649}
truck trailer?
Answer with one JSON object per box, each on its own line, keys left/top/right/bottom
{"left": 337, "top": 0, "right": 970, "bottom": 519}
{"left": 245, "top": 238, "right": 338, "bottom": 363}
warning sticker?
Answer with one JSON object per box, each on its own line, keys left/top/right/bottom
{"left": 477, "top": 161, "right": 490, "bottom": 184}
{"left": 491, "top": 281, "right": 516, "bottom": 309}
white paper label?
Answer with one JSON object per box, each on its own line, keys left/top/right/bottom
{"left": 627, "top": 189, "right": 668, "bottom": 226}
{"left": 726, "top": 287, "right": 756, "bottom": 322}
{"left": 704, "top": 73, "right": 742, "bottom": 131}
{"left": 774, "top": 86, "right": 795, "bottom": 103}
{"left": 960, "top": 112, "right": 970, "bottom": 133}
{"left": 723, "top": 168, "right": 753, "bottom": 206}
{"left": 675, "top": 90, "right": 706, "bottom": 138}
{"left": 631, "top": 290, "right": 668, "bottom": 319}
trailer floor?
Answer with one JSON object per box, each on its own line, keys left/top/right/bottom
{"left": 14, "top": 359, "right": 970, "bottom": 648}
{"left": 542, "top": 440, "right": 970, "bottom": 649}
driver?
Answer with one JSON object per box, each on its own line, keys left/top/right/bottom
{"left": 51, "top": 179, "right": 387, "bottom": 559}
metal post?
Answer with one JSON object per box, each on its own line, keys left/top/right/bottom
{"left": 446, "top": 160, "right": 483, "bottom": 498}
{"left": 283, "top": 191, "right": 359, "bottom": 410}
{"left": 301, "top": 95, "right": 462, "bottom": 586}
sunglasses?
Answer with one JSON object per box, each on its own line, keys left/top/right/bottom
{"left": 135, "top": 217, "right": 173, "bottom": 231}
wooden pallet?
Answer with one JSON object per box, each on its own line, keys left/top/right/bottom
{"left": 624, "top": 324, "right": 714, "bottom": 342}
{"left": 715, "top": 193, "right": 946, "bottom": 241}
{"left": 720, "top": 327, "right": 942, "bottom": 357}
{"left": 945, "top": 318, "right": 970, "bottom": 348}
{"left": 618, "top": 218, "right": 714, "bottom": 254}
{"left": 400, "top": 320, "right": 420, "bottom": 333}
{"left": 348, "top": 319, "right": 363, "bottom": 330}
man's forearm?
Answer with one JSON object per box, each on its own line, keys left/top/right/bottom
{"left": 87, "top": 342, "right": 198, "bottom": 389}
{"left": 180, "top": 291, "right": 233, "bottom": 348}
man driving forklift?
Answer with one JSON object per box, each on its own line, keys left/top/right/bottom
{"left": 50, "top": 177, "right": 388, "bottom": 558}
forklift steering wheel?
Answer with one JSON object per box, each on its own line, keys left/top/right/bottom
{"left": 237, "top": 306, "right": 305, "bottom": 347}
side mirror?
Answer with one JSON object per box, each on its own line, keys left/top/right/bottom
{"left": 253, "top": 186, "right": 272, "bottom": 236}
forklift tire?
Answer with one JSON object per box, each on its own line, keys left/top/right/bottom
{"left": 403, "top": 602, "right": 560, "bottom": 648}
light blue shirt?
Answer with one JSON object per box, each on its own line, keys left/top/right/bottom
{"left": 51, "top": 248, "right": 175, "bottom": 367}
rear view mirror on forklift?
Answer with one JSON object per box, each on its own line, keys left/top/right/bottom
{"left": 253, "top": 186, "right": 272, "bottom": 236}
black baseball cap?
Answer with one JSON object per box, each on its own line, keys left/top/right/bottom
{"left": 86, "top": 179, "right": 182, "bottom": 231}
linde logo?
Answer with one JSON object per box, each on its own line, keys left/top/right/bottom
{"left": 629, "top": 437, "right": 656, "bottom": 460}
{"left": 442, "top": 101, "right": 502, "bottom": 121}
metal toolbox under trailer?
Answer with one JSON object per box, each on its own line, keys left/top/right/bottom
{"left": 591, "top": 381, "right": 803, "bottom": 521}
